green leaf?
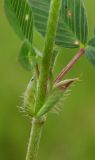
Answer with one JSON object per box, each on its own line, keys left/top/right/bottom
{"left": 85, "top": 36, "right": 95, "bottom": 66}
{"left": 85, "top": 46, "right": 95, "bottom": 66}
{"left": 88, "top": 37, "right": 95, "bottom": 47}
{"left": 4, "top": 0, "right": 33, "bottom": 43}
{"left": 29, "top": 0, "right": 88, "bottom": 48}
{"left": 19, "top": 40, "right": 37, "bottom": 71}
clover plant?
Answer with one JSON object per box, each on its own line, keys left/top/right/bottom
{"left": 4, "top": 0, "right": 95, "bottom": 159}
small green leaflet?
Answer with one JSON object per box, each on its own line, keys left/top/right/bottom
{"left": 4, "top": 0, "right": 33, "bottom": 43}
{"left": 19, "top": 40, "right": 37, "bottom": 71}
{"left": 29, "top": 0, "right": 88, "bottom": 48}
{"left": 85, "top": 37, "right": 95, "bottom": 66}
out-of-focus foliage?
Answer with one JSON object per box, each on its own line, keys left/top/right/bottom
{"left": 0, "top": 0, "right": 95, "bottom": 160}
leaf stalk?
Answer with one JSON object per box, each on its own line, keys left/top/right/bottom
{"left": 54, "top": 48, "right": 85, "bottom": 83}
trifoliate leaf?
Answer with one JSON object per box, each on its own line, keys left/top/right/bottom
{"left": 29, "top": 0, "right": 88, "bottom": 48}
{"left": 4, "top": 0, "right": 33, "bottom": 43}
{"left": 19, "top": 40, "right": 37, "bottom": 71}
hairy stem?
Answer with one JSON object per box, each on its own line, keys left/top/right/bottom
{"left": 26, "top": 1, "right": 62, "bottom": 160}
{"left": 26, "top": 118, "right": 45, "bottom": 160}
{"left": 54, "top": 48, "right": 85, "bottom": 83}
{"left": 35, "top": 0, "right": 62, "bottom": 113}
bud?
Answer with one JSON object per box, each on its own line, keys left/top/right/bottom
{"left": 54, "top": 78, "right": 79, "bottom": 91}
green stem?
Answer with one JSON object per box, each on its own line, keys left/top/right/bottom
{"left": 26, "top": 118, "right": 45, "bottom": 160}
{"left": 26, "top": 1, "right": 62, "bottom": 160}
{"left": 35, "top": 0, "right": 62, "bottom": 113}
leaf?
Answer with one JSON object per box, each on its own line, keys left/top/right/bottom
{"left": 88, "top": 37, "right": 95, "bottom": 47}
{"left": 85, "top": 36, "right": 95, "bottom": 66}
{"left": 19, "top": 40, "right": 37, "bottom": 71}
{"left": 85, "top": 46, "right": 95, "bottom": 66}
{"left": 4, "top": 0, "right": 33, "bottom": 43}
{"left": 29, "top": 0, "right": 88, "bottom": 48}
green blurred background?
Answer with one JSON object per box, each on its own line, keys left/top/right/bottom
{"left": 0, "top": 0, "right": 95, "bottom": 160}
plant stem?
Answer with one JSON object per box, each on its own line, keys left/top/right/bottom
{"left": 54, "top": 48, "right": 85, "bottom": 83}
{"left": 26, "top": 117, "right": 45, "bottom": 160}
{"left": 35, "top": 0, "right": 62, "bottom": 113}
{"left": 26, "top": 1, "right": 62, "bottom": 160}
